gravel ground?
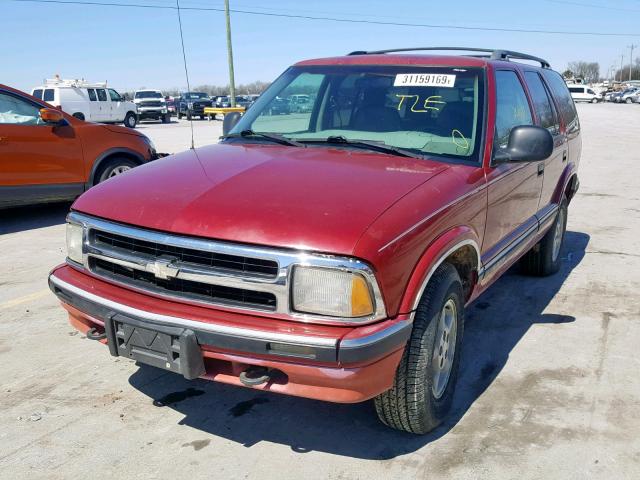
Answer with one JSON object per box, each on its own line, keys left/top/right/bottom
{"left": 1, "top": 104, "right": 639, "bottom": 479}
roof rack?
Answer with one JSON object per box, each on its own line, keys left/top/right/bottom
{"left": 43, "top": 76, "right": 108, "bottom": 88}
{"left": 347, "top": 47, "right": 551, "bottom": 68}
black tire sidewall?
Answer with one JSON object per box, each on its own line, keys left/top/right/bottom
{"left": 96, "top": 158, "right": 137, "bottom": 184}
{"left": 415, "top": 267, "right": 465, "bottom": 426}
{"left": 124, "top": 113, "right": 137, "bottom": 128}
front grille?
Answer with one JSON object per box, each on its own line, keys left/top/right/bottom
{"left": 91, "top": 258, "right": 277, "bottom": 310}
{"left": 94, "top": 230, "right": 278, "bottom": 277}
{"left": 139, "top": 101, "right": 162, "bottom": 107}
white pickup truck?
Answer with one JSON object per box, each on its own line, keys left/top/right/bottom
{"left": 133, "top": 90, "right": 170, "bottom": 123}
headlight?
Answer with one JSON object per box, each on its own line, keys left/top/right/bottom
{"left": 66, "top": 222, "right": 84, "bottom": 265}
{"left": 292, "top": 266, "right": 374, "bottom": 317}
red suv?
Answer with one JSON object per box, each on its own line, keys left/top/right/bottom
{"left": 49, "top": 48, "right": 580, "bottom": 433}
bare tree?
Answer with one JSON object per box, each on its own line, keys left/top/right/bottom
{"left": 567, "top": 61, "right": 600, "bottom": 82}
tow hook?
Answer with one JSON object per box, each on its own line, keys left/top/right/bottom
{"left": 86, "top": 327, "right": 107, "bottom": 341}
{"left": 239, "top": 366, "right": 272, "bottom": 386}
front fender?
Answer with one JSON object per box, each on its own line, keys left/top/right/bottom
{"left": 397, "top": 226, "right": 481, "bottom": 314}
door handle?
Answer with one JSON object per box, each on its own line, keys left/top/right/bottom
{"left": 537, "top": 163, "right": 545, "bottom": 176}
{"left": 562, "top": 151, "right": 568, "bottom": 162}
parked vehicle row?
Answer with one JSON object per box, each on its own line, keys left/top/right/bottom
{"left": 604, "top": 87, "right": 640, "bottom": 103}
{"left": 49, "top": 48, "right": 581, "bottom": 435}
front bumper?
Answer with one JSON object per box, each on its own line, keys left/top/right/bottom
{"left": 49, "top": 265, "right": 410, "bottom": 402}
{"left": 137, "top": 108, "right": 167, "bottom": 119}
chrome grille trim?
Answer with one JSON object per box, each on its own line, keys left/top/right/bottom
{"left": 67, "top": 211, "right": 387, "bottom": 325}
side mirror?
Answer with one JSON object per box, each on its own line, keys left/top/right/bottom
{"left": 493, "top": 125, "right": 553, "bottom": 164}
{"left": 40, "top": 108, "right": 65, "bottom": 125}
{"left": 222, "top": 111, "right": 242, "bottom": 136}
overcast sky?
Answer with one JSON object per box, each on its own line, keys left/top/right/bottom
{"left": 4, "top": 0, "right": 640, "bottom": 92}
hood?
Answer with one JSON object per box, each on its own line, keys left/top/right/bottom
{"left": 72, "top": 143, "right": 447, "bottom": 255}
{"left": 99, "top": 124, "right": 145, "bottom": 137}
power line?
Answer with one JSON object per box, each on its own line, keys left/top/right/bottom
{"left": 8, "top": 0, "right": 640, "bottom": 37}
{"left": 544, "top": 0, "right": 640, "bottom": 13}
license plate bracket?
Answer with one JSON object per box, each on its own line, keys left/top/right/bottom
{"left": 104, "top": 313, "right": 205, "bottom": 380}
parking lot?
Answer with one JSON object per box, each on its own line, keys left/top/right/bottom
{"left": 1, "top": 103, "right": 639, "bottom": 479}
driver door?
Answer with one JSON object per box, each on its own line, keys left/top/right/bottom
{"left": 0, "top": 90, "right": 84, "bottom": 206}
{"left": 481, "top": 69, "right": 543, "bottom": 283}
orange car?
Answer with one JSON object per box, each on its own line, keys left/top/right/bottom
{"left": 0, "top": 84, "right": 160, "bottom": 208}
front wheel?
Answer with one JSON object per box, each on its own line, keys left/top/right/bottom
{"left": 375, "top": 263, "right": 464, "bottom": 434}
{"left": 162, "top": 113, "right": 170, "bottom": 123}
{"left": 520, "top": 199, "right": 568, "bottom": 276}
{"left": 591, "top": 97, "right": 598, "bottom": 104}
{"left": 186, "top": 111, "right": 192, "bottom": 120}
{"left": 96, "top": 157, "right": 137, "bottom": 184}
{"left": 124, "top": 112, "right": 137, "bottom": 128}
{"left": 626, "top": 98, "right": 633, "bottom": 104}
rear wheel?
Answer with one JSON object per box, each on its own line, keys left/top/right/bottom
{"left": 374, "top": 263, "right": 464, "bottom": 434}
{"left": 124, "top": 112, "right": 137, "bottom": 128}
{"left": 95, "top": 157, "right": 137, "bottom": 184}
{"left": 520, "top": 199, "right": 568, "bottom": 276}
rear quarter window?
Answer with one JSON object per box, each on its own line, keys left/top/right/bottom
{"left": 32, "top": 89, "right": 43, "bottom": 100}
{"left": 542, "top": 70, "right": 579, "bottom": 133}
{"left": 43, "top": 89, "right": 55, "bottom": 102}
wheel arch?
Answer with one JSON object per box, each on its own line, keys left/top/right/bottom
{"left": 87, "top": 148, "right": 145, "bottom": 187}
{"left": 398, "top": 226, "right": 482, "bottom": 314}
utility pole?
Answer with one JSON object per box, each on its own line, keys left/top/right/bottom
{"left": 619, "top": 54, "right": 624, "bottom": 82}
{"left": 628, "top": 44, "right": 637, "bottom": 81}
{"left": 224, "top": 0, "right": 236, "bottom": 107}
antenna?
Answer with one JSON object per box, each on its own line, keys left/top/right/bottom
{"left": 176, "top": 0, "right": 195, "bottom": 150}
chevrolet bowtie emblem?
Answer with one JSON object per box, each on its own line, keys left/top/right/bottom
{"left": 146, "top": 256, "right": 180, "bottom": 280}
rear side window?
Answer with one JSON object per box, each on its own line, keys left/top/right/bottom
{"left": 568, "top": 87, "right": 584, "bottom": 93}
{"left": 32, "top": 89, "right": 43, "bottom": 99}
{"left": 494, "top": 70, "right": 533, "bottom": 147}
{"left": 87, "top": 89, "right": 97, "bottom": 101}
{"left": 43, "top": 89, "right": 55, "bottom": 102}
{"left": 542, "top": 70, "right": 579, "bottom": 133}
{"left": 96, "top": 89, "right": 107, "bottom": 101}
{"left": 524, "top": 72, "right": 559, "bottom": 136}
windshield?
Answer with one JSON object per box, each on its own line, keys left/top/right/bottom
{"left": 230, "top": 65, "right": 485, "bottom": 161}
{"left": 185, "top": 92, "right": 208, "bottom": 99}
{"left": 135, "top": 91, "right": 162, "bottom": 99}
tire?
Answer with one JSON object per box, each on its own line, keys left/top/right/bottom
{"left": 124, "top": 112, "right": 137, "bottom": 128}
{"left": 626, "top": 98, "right": 633, "bottom": 104}
{"left": 95, "top": 157, "right": 138, "bottom": 184}
{"left": 375, "top": 263, "right": 465, "bottom": 434}
{"left": 591, "top": 98, "right": 598, "bottom": 104}
{"left": 177, "top": 111, "right": 183, "bottom": 120}
{"left": 520, "top": 199, "right": 568, "bottom": 276}
{"left": 72, "top": 112, "right": 85, "bottom": 121}
{"left": 162, "top": 113, "right": 170, "bottom": 123}
{"left": 186, "top": 111, "right": 192, "bottom": 121}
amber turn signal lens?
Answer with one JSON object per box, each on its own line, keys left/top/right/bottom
{"left": 351, "top": 275, "right": 374, "bottom": 317}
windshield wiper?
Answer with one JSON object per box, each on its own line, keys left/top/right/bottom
{"left": 222, "top": 130, "right": 304, "bottom": 147}
{"left": 298, "top": 135, "right": 423, "bottom": 159}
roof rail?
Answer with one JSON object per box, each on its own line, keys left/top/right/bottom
{"left": 347, "top": 47, "right": 551, "bottom": 68}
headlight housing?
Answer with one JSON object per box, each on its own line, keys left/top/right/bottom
{"left": 292, "top": 266, "right": 375, "bottom": 318}
{"left": 142, "top": 135, "right": 157, "bottom": 155}
{"left": 66, "top": 222, "right": 84, "bottom": 265}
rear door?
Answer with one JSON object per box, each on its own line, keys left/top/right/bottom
{"left": 0, "top": 90, "right": 84, "bottom": 206}
{"left": 482, "top": 69, "right": 544, "bottom": 280}
{"left": 94, "top": 88, "right": 109, "bottom": 122}
{"left": 542, "top": 70, "right": 581, "bottom": 181}
{"left": 523, "top": 70, "right": 565, "bottom": 220}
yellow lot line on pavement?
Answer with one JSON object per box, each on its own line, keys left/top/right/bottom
{"left": 0, "top": 289, "right": 51, "bottom": 310}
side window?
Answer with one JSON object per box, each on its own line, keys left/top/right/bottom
{"left": 542, "top": 70, "right": 579, "bottom": 133}
{"left": 32, "top": 89, "right": 43, "bottom": 100}
{"left": 87, "top": 89, "right": 97, "bottom": 101}
{"left": 0, "top": 92, "right": 44, "bottom": 125}
{"left": 108, "top": 89, "right": 121, "bottom": 102}
{"left": 96, "top": 89, "right": 107, "bottom": 102}
{"left": 524, "top": 71, "right": 559, "bottom": 136}
{"left": 43, "top": 89, "right": 55, "bottom": 102}
{"left": 494, "top": 70, "right": 533, "bottom": 147}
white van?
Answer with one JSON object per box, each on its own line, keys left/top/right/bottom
{"left": 31, "top": 78, "right": 138, "bottom": 127}
{"left": 567, "top": 85, "right": 600, "bottom": 103}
